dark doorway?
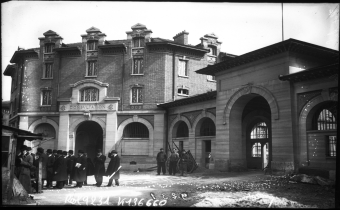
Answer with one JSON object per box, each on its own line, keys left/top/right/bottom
{"left": 75, "top": 121, "right": 103, "bottom": 161}
{"left": 202, "top": 140, "right": 211, "bottom": 169}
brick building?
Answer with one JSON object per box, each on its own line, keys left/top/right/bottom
{"left": 158, "top": 39, "right": 337, "bottom": 178}
{"left": 4, "top": 23, "right": 232, "bottom": 168}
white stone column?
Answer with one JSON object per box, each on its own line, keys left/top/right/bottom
{"left": 105, "top": 111, "right": 117, "bottom": 155}
{"left": 57, "top": 112, "right": 69, "bottom": 151}
{"left": 153, "top": 113, "right": 165, "bottom": 157}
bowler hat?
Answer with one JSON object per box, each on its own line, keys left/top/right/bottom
{"left": 53, "top": 149, "right": 58, "bottom": 153}
{"left": 160, "top": 148, "right": 164, "bottom": 150}
{"left": 26, "top": 147, "right": 32, "bottom": 151}
{"left": 78, "top": 150, "right": 84, "bottom": 154}
{"left": 57, "top": 150, "right": 63, "bottom": 155}
{"left": 37, "top": 147, "right": 44, "bottom": 153}
{"left": 62, "top": 151, "right": 67, "bottom": 155}
{"left": 111, "top": 150, "right": 117, "bottom": 154}
{"left": 20, "top": 145, "right": 27, "bottom": 151}
{"left": 47, "top": 149, "right": 52, "bottom": 154}
{"left": 68, "top": 150, "right": 74, "bottom": 154}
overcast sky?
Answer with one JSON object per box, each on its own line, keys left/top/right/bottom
{"left": 1, "top": 2, "right": 339, "bottom": 101}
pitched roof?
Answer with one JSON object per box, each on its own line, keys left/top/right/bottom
{"left": 196, "top": 38, "right": 339, "bottom": 76}
{"left": 157, "top": 91, "right": 216, "bottom": 108}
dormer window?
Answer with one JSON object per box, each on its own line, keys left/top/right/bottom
{"left": 133, "top": 37, "right": 145, "bottom": 48}
{"left": 208, "top": 45, "right": 217, "bottom": 56}
{"left": 87, "top": 40, "right": 98, "bottom": 51}
{"left": 45, "top": 43, "right": 55, "bottom": 53}
{"left": 80, "top": 88, "right": 99, "bottom": 102}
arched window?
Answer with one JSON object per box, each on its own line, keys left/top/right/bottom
{"left": 176, "top": 121, "right": 189, "bottom": 138}
{"left": 123, "top": 122, "right": 149, "bottom": 138}
{"left": 250, "top": 122, "right": 268, "bottom": 139}
{"left": 80, "top": 88, "right": 99, "bottom": 102}
{"left": 200, "top": 118, "right": 216, "bottom": 136}
{"left": 313, "top": 109, "right": 337, "bottom": 130}
{"left": 252, "top": 142, "right": 261, "bottom": 157}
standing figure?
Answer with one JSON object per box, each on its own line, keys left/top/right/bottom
{"left": 93, "top": 149, "right": 106, "bottom": 187}
{"left": 67, "top": 150, "right": 76, "bottom": 186}
{"left": 37, "top": 147, "right": 48, "bottom": 185}
{"left": 169, "top": 149, "right": 179, "bottom": 175}
{"left": 72, "top": 150, "right": 87, "bottom": 188}
{"left": 15, "top": 145, "right": 33, "bottom": 194}
{"left": 156, "top": 148, "right": 167, "bottom": 175}
{"left": 26, "top": 147, "right": 36, "bottom": 179}
{"left": 179, "top": 150, "right": 189, "bottom": 176}
{"left": 84, "top": 152, "right": 95, "bottom": 185}
{"left": 62, "top": 151, "right": 69, "bottom": 186}
{"left": 106, "top": 150, "right": 120, "bottom": 187}
{"left": 46, "top": 149, "right": 55, "bottom": 188}
{"left": 52, "top": 150, "right": 67, "bottom": 189}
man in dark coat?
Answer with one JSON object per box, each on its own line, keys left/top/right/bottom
{"left": 93, "top": 149, "right": 106, "bottom": 187}
{"left": 52, "top": 150, "right": 68, "bottom": 189}
{"left": 84, "top": 152, "right": 95, "bottom": 185}
{"left": 67, "top": 150, "right": 76, "bottom": 186}
{"left": 46, "top": 149, "right": 55, "bottom": 188}
{"left": 106, "top": 150, "right": 120, "bottom": 187}
{"left": 179, "top": 150, "right": 189, "bottom": 176}
{"left": 156, "top": 148, "right": 167, "bottom": 175}
{"left": 33, "top": 147, "right": 48, "bottom": 188}
{"left": 62, "top": 151, "right": 69, "bottom": 187}
{"left": 15, "top": 145, "right": 33, "bottom": 194}
{"left": 73, "top": 150, "right": 87, "bottom": 188}
{"left": 169, "top": 149, "right": 179, "bottom": 175}
{"left": 26, "top": 147, "right": 36, "bottom": 179}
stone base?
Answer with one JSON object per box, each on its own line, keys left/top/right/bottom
{"left": 214, "top": 159, "right": 229, "bottom": 172}
{"left": 271, "top": 161, "right": 294, "bottom": 174}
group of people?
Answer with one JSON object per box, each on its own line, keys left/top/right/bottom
{"left": 156, "top": 148, "right": 189, "bottom": 176}
{"left": 15, "top": 145, "right": 121, "bottom": 194}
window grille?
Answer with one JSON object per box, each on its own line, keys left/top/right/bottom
{"left": 44, "top": 63, "right": 53, "bottom": 78}
{"left": 200, "top": 118, "right": 216, "bottom": 136}
{"left": 327, "top": 136, "right": 337, "bottom": 157}
{"left": 178, "top": 60, "right": 188, "bottom": 76}
{"left": 252, "top": 142, "right": 261, "bottom": 157}
{"left": 178, "top": 88, "right": 189, "bottom": 96}
{"left": 133, "top": 37, "right": 145, "bottom": 47}
{"left": 87, "top": 41, "right": 98, "bottom": 51}
{"left": 87, "top": 61, "right": 97, "bottom": 76}
{"left": 131, "top": 87, "right": 143, "bottom": 103}
{"left": 207, "top": 75, "right": 216, "bottom": 81}
{"left": 316, "top": 109, "right": 337, "bottom": 130}
{"left": 250, "top": 122, "right": 268, "bottom": 139}
{"left": 42, "top": 90, "right": 52, "bottom": 105}
{"left": 123, "top": 122, "right": 149, "bottom": 138}
{"left": 80, "top": 88, "right": 99, "bottom": 102}
{"left": 45, "top": 43, "right": 55, "bottom": 53}
{"left": 133, "top": 58, "right": 143, "bottom": 74}
{"left": 176, "top": 121, "right": 189, "bottom": 138}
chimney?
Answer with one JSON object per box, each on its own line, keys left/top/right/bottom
{"left": 173, "top": 30, "right": 189, "bottom": 45}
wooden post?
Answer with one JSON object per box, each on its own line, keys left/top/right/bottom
{"left": 38, "top": 157, "right": 42, "bottom": 193}
{"left": 7, "top": 136, "right": 17, "bottom": 201}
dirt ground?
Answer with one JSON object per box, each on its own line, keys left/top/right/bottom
{"left": 3, "top": 168, "right": 335, "bottom": 208}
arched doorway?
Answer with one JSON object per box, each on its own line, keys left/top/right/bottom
{"left": 33, "top": 123, "right": 56, "bottom": 153}
{"left": 75, "top": 121, "right": 103, "bottom": 160}
{"left": 172, "top": 120, "right": 189, "bottom": 152}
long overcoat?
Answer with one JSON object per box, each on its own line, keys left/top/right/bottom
{"left": 94, "top": 155, "right": 106, "bottom": 176}
{"left": 52, "top": 155, "right": 68, "bottom": 181}
{"left": 73, "top": 155, "right": 87, "bottom": 182}
{"left": 46, "top": 154, "right": 55, "bottom": 174}
{"left": 39, "top": 153, "right": 48, "bottom": 179}
{"left": 106, "top": 152, "right": 120, "bottom": 179}
{"left": 15, "top": 153, "right": 33, "bottom": 193}
{"left": 86, "top": 157, "right": 95, "bottom": 176}
{"left": 67, "top": 155, "right": 77, "bottom": 178}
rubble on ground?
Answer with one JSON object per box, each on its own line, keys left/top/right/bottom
{"left": 289, "top": 174, "right": 335, "bottom": 186}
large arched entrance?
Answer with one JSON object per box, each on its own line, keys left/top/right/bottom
{"left": 75, "top": 121, "right": 103, "bottom": 160}
{"left": 229, "top": 93, "right": 272, "bottom": 170}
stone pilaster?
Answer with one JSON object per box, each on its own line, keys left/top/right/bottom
{"left": 57, "top": 112, "right": 69, "bottom": 151}
{"left": 153, "top": 113, "right": 165, "bottom": 157}
{"left": 105, "top": 111, "right": 117, "bottom": 155}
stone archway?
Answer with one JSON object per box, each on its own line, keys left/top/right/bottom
{"left": 299, "top": 94, "right": 338, "bottom": 168}
{"left": 117, "top": 116, "right": 154, "bottom": 157}
{"left": 28, "top": 118, "right": 59, "bottom": 151}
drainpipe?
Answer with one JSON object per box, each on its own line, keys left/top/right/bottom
{"left": 172, "top": 49, "right": 176, "bottom": 101}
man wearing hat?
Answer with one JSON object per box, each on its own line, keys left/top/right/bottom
{"left": 46, "top": 149, "right": 55, "bottom": 188}
{"left": 73, "top": 150, "right": 87, "bottom": 188}
{"left": 93, "top": 149, "right": 106, "bottom": 187}
{"left": 52, "top": 150, "right": 67, "bottom": 189}
{"left": 62, "top": 151, "right": 69, "bottom": 187}
{"left": 106, "top": 150, "right": 120, "bottom": 187}
{"left": 156, "top": 148, "right": 167, "bottom": 175}
{"left": 67, "top": 150, "right": 76, "bottom": 186}
{"left": 15, "top": 145, "right": 33, "bottom": 193}
{"left": 35, "top": 147, "right": 48, "bottom": 187}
